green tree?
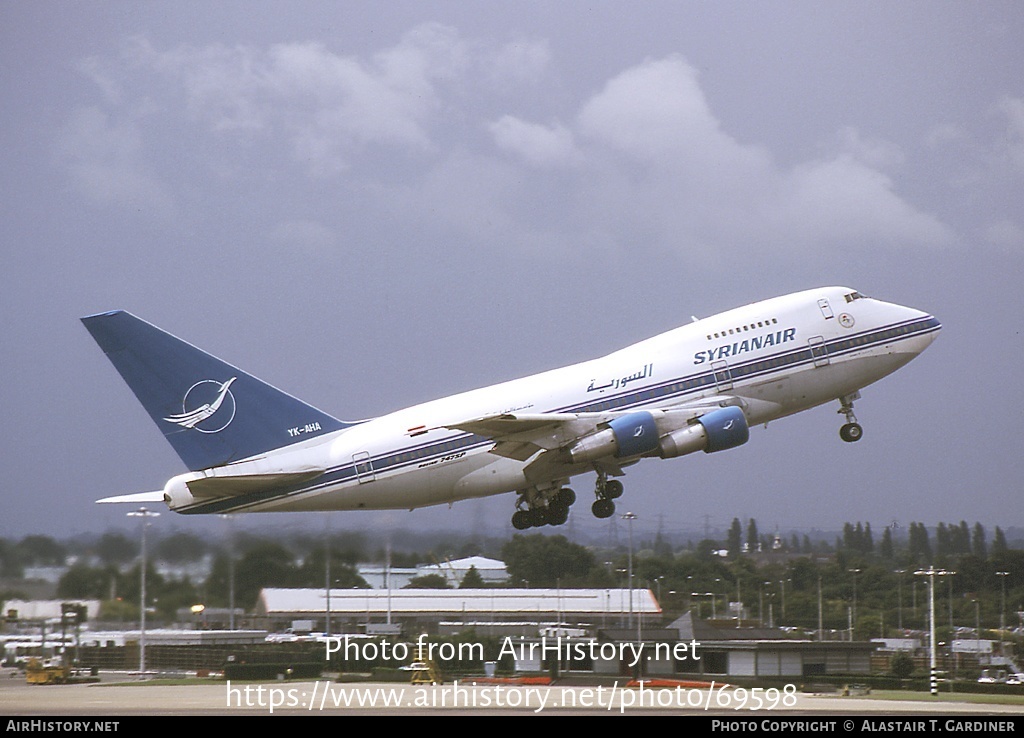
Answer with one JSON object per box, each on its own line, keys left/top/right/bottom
{"left": 971, "top": 523, "right": 987, "bottom": 559}
{"left": 294, "top": 545, "right": 369, "bottom": 589}
{"left": 992, "top": 527, "right": 1008, "bottom": 556}
{"left": 935, "top": 523, "right": 950, "bottom": 558}
{"left": 890, "top": 651, "right": 914, "bottom": 679}
{"left": 0, "top": 539, "right": 23, "bottom": 578}
{"left": 232, "top": 541, "right": 299, "bottom": 608}
{"left": 501, "top": 534, "right": 596, "bottom": 587}
{"left": 95, "top": 532, "right": 137, "bottom": 566}
{"left": 404, "top": 573, "right": 451, "bottom": 589}
{"left": 746, "top": 519, "right": 759, "bottom": 553}
{"left": 16, "top": 535, "right": 66, "bottom": 566}
{"left": 155, "top": 532, "right": 208, "bottom": 563}
{"left": 57, "top": 564, "right": 116, "bottom": 599}
{"left": 879, "top": 527, "right": 894, "bottom": 559}
{"left": 727, "top": 518, "right": 742, "bottom": 559}
{"left": 953, "top": 521, "right": 971, "bottom": 555}
{"left": 908, "top": 522, "right": 931, "bottom": 563}
{"left": 459, "top": 565, "right": 486, "bottom": 588}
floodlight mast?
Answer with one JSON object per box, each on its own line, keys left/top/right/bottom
{"left": 915, "top": 567, "right": 952, "bottom": 696}
{"left": 128, "top": 507, "right": 160, "bottom": 673}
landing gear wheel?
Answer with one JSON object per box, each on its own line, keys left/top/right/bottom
{"left": 840, "top": 422, "right": 863, "bottom": 443}
{"left": 604, "top": 479, "right": 623, "bottom": 499}
{"left": 547, "top": 503, "right": 569, "bottom": 526}
{"left": 512, "top": 510, "right": 532, "bottom": 530}
{"left": 530, "top": 507, "right": 550, "bottom": 527}
{"left": 556, "top": 487, "right": 576, "bottom": 507}
{"left": 592, "top": 498, "right": 616, "bottom": 519}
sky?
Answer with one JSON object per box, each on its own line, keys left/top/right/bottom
{"left": 2, "top": 1, "right": 1023, "bottom": 544}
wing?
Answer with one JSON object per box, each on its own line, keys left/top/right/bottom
{"left": 442, "top": 395, "right": 747, "bottom": 483}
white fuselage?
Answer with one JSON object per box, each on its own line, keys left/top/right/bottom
{"left": 166, "top": 286, "right": 939, "bottom": 516}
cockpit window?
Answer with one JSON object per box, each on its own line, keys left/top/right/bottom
{"left": 844, "top": 291, "right": 867, "bottom": 303}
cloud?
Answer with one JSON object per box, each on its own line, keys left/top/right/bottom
{"left": 517, "top": 55, "right": 954, "bottom": 257}
{"left": 118, "top": 24, "right": 470, "bottom": 175}
{"left": 984, "top": 219, "right": 1024, "bottom": 251}
{"left": 62, "top": 33, "right": 958, "bottom": 258}
{"left": 55, "top": 106, "right": 173, "bottom": 216}
{"left": 997, "top": 95, "right": 1024, "bottom": 170}
{"left": 489, "top": 116, "right": 579, "bottom": 167}
{"left": 483, "top": 39, "right": 551, "bottom": 86}
{"left": 767, "top": 154, "right": 952, "bottom": 248}
{"left": 269, "top": 219, "right": 336, "bottom": 252}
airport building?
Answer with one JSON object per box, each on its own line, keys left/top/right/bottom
{"left": 254, "top": 587, "right": 661, "bottom": 634}
{"left": 356, "top": 556, "right": 509, "bottom": 589}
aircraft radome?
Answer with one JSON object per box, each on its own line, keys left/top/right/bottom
{"left": 82, "top": 287, "right": 940, "bottom": 529}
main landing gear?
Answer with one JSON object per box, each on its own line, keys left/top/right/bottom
{"left": 510, "top": 472, "right": 631, "bottom": 528}
{"left": 838, "top": 392, "right": 863, "bottom": 443}
{"left": 591, "top": 473, "right": 623, "bottom": 519}
{"left": 511, "top": 487, "right": 576, "bottom": 530}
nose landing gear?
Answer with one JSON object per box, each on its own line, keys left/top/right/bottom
{"left": 838, "top": 392, "right": 863, "bottom": 443}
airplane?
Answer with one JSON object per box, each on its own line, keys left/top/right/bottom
{"left": 82, "top": 286, "right": 941, "bottom": 529}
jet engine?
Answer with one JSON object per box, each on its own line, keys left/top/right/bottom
{"left": 657, "top": 406, "right": 749, "bottom": 458}
{"left": 565, "top": 411, "right": 659, "bottom": 464}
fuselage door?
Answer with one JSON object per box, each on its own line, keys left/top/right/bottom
{"left": 818, "top": 299, "right": 834, "bottom": 320}
{"left": 353, "top": 451, "right": 376, "bottom": 484}
{"left": 711, "top": 359, "right": 733, "bottom": 391}
{"left": 808, "top": 336, "right": 830, "bottom": 367}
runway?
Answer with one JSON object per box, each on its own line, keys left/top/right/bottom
{"left": 2, "top": 672, "right": 1023, "bottom": 717}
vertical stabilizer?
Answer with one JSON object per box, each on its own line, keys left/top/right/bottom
{"left": 81, "top": 311, "right": 353, "bottom": 471}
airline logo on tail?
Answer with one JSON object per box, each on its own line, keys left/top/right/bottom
{"left": 163, "top": 377, "right": 237, "bottom": 433}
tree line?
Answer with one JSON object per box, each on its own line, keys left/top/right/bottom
{"left": 1, "top": 520, "right": 1022, "bottom": 642}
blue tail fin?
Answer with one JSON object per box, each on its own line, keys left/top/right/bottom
{"left": 81, "top": 310, "right": 354, "bottom": 471}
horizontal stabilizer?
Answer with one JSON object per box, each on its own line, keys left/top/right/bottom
{"left": 96, "top": 491, "right": 166, "bottom": 505}
{"left": 185, "top": 469, "right": 324, "bottom": 498}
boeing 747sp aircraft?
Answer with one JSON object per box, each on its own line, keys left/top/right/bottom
{"left": 82, "top": 287, "right": 940, "bottom": 529}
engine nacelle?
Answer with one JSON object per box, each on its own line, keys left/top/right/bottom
{"left": 566, "top": 411, "right": 659, "bottom": 465}
{"left": 658, "top": 406, "right": 749, "bottom": 459}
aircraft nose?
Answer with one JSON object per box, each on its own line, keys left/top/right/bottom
{"left": 906, "top": 307, "right": 941, "bottom": 353}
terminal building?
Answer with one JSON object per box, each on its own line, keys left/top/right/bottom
{"left": 254, "top": 587, "right": 661, "bottom": 635}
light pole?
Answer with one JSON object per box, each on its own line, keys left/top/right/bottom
{"left": 948, "top": 573, "right": 955, "bottom": 632}
{"left": 848, "top": 568, "right": 861, "bottom": 641}
{"left": 622, "top": 512, "right": 637, "bottom": 630}
{"left": 759, "top": 581, "right": 765, "bottom": 627}
{"left": 779, "top": 578, "right": 790, "bottom": 626}
{"left": 974, "top": 598, "right": 981, "bottom": 668}
{"left": 996, "top": 571, "right": 1009, "bottom": 643}
{"left": 894, "top": 569, "right": 906, "bottom": 633}
{"left": 817, "top": 574, "right": 823, "bottom": 641}
{"left": 691, "top": 592, "right": 715, "bottom": 619}
{"left": 324, "top": 516, "right": 332, "bottom": 638}
{"left": 128, "top": 507, "right": 159, "bottom": 673}
{"left": 916, "top": 567, "right": 952, "bottom": 697}
{"left": 219, "top": 514, "right": 235, "bottom": 630}
{"left": 622, "top": 512, "right": 640, "bottom": 677}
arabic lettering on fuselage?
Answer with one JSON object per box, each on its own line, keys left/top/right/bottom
{"left": 587, "top": 363, "right": 653, "bottom": 393}
{"left": 693, "top": 327, "right": 797, "bottom": 365}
